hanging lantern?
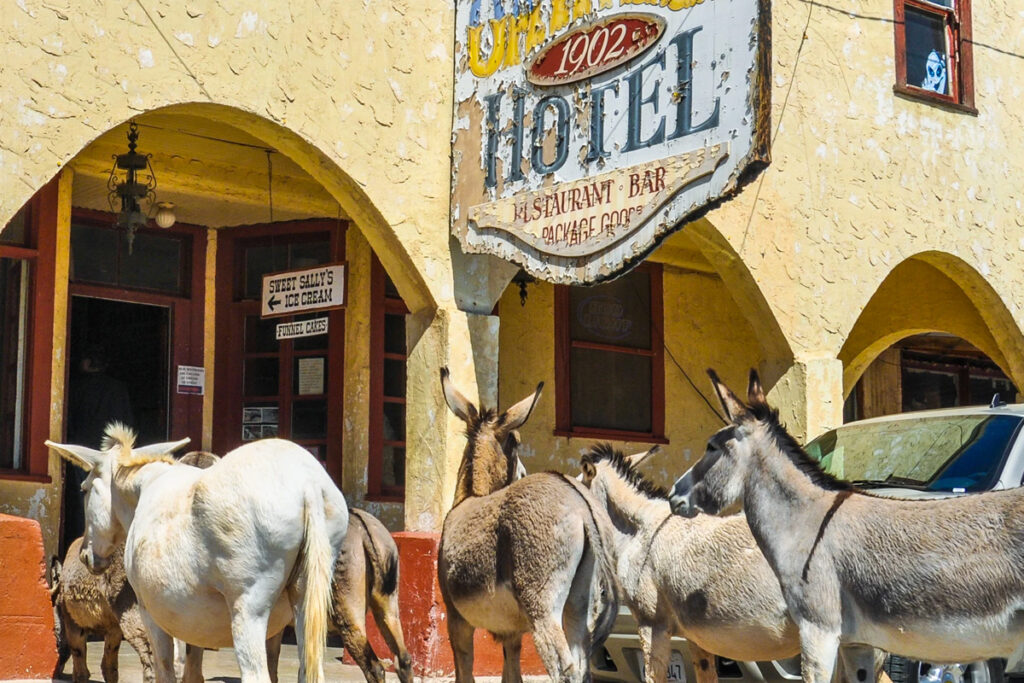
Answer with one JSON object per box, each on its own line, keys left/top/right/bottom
{"left": 107, "top": 121, "right": 158, "bottom": 253}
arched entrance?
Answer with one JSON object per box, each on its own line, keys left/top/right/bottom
{"left": 840, "top": 253, "right": 1024, "bottom": 421}
{"left": 36, "top": 106, "right": 420, "bottom": 548}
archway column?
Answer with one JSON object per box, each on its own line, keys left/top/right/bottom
{"left": 765, "top": 357, "right": 844, "bottom": 444}
{"left": 403, "top": 304, "right": 500, "bottom": 533}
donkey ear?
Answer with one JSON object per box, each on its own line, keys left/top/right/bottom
{"left": 502, "top": 382, "right": 543, "bottom": 432}
{"left": 747, "top": 369, "right": 768, "bottom": 408}
{"left": 45, "top": 440, "right": 105, "bottom": 472}
{"left": 626, "top": 444, "right": 661, "bottom": 469}
{"left": 440, "top": 367, "right": 478, "bottom": 423}
{"left": 135, "top": 437, "right": 191, "bottom": 457}
{"left": 707, "top": 369, "right": 749, "bottom": 422}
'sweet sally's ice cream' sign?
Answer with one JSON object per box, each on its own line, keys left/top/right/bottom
{"left": 451, "top": 0, "right": 772, "bottom": 284}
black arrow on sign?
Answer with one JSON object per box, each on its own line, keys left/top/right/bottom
{"left": 268, "top": 295, "right": 281, "bottom": 311}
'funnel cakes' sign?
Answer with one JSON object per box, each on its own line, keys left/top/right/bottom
{"left": 451, "top": 0, "right": 771, "bottom": 284}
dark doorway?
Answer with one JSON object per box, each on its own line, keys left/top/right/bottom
{"left": 62, "top": 296, "right": 170, "bottom": 552}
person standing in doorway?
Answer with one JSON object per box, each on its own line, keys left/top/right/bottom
{"left": 62, "top": 343, "right": 134, "bottom": 552}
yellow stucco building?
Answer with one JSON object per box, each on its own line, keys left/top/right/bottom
{"left": 2, "top": 0, "right": 1023, "bottom": 672}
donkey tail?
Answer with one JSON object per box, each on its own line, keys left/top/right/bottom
{"left": 558, "top": 474, "right": 620, "bottom": 650}
{"left": 301, "top": 487, "right": 335, "bottom": 683}
{"left": 586, "top": 497, "right": 620, "bottom": 649}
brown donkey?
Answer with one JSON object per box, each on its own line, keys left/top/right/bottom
{"left": 438, "top": 368, "right": 619, "bottom": 683}
{"left": 266, "top": 508, "right": 412, "bottom": 683}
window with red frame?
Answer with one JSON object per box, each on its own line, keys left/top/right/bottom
{"left": 368, "top": 256, "right": 409, "bottom": 499}
{"left": 0, "top": 183, "right": 57, "bottom": 479}
{"left": 894, "top": 0, "right": 974, "bottom": 110}
{"left": 554, "top": 263, "right": 665, "bottom": 443}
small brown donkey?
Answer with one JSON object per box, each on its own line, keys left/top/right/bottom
{"left": 438, "top": 368, "right": 619, "bottom": 683}
{"left": 51, "top": 537, "right": 156, "bottom": 683}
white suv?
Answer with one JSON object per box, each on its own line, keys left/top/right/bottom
{"left": 592, "top": 401, "right": 1024, "bottom": 683}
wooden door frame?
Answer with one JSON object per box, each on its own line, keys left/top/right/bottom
{"left": 213, "top": 219, "right": 346, "bottom": 484}
{"left": 65, "top": 209, "right": 206, "bottom": 446}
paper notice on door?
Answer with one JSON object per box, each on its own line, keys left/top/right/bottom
{"left": 177, "top": 365, "right": 205, "bottom": 395}
{"left": 297, "top": 357, "right": 325, "bottom": 395}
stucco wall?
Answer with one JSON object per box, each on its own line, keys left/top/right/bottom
{"left": 0, "top": 0, "right": 456, "bottom": 313}
{"left": 703, "top": 0, "right": 1024, "bottom": 375}
{"left": 2, "top": 0, "right": 1024, "bottom": 531}
{"left": 497, "top": 265, "right": 763, "bottom": 486}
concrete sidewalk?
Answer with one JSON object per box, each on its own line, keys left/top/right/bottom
{"left": 55, "top": 640, "right": 386, "bottom": 683}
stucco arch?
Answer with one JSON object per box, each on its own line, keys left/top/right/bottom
{"left": 839, "top": 252, "right": 1024, "bottom": 396}
{"left": 17, "top": 103, "right": 436, "bottom": 315}
{"left": 683, "top": 217, "right": 794, "bottom": 381}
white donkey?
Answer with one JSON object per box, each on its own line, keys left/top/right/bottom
{"left": 47, "top": 424, "right": 348, "bottom": 683}
{"left": 670, "top": 370, "right": 1024, "bottom": 683}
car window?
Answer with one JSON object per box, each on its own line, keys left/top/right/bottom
{"left": 805, "top": 414, "right": 1023, "bottom": 493}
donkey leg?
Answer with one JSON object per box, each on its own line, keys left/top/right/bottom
{"left": 838, "top": 645, "right": 877, "bottom": 683}
{"left": 65, "top": 618, "right": 90, "bottom": 683}
{"left": 371, "top": 596, "right": 413, "bottom": 683}
{"left": 798, "top": 621, "right": 841, "bottom": 683}
{"left": 333, "top": 600, "right": 385, "bottom": 683}
{"left": 266, "top": 630, "right": 284, "bottom": 683}
{"left": 120, "top": 609, "right": 157, "bottom": 683}
{"left": 531, "top": 618, "right": 577, "bottom": 683}
{"left": 685, "top": 641, "right": 717, "bottom": 683}
{"left": 101, "top": 629, "right": 123, "bottom": 683}
{"left": 183, "top": 644, "right": 206, "bottom": 683}
{"left": 637, "top": 624, "right": 670, "bottom": 683}
{"left": 447, "top": 607, "right": 477, "bottom": 683}
{"left": 228, "top": 600, "right": 273, "bottom": 683}
{"left": 500, "top": 635, "right": 523, "bottom": 683}
{"left": 139, "top": 608, "right": 178, "bottom": 683}
{"left": 562, "top": 606, "right": 593, "bottom": 683}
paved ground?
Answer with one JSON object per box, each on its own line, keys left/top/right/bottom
{"left": 57, "top": 640, "right": 390, "bottom": 683}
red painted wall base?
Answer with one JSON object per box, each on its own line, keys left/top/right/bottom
{"left": 0, "top": 514, "right": 58, "bottom": 679}
{"left": 353, "top": 532, "right": 546, "bottom": 677}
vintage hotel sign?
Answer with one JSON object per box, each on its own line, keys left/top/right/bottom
{"left": 451, "top": 0, "right": 771, "bottom": 283}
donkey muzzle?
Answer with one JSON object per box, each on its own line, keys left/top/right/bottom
{"left": 81, "top": 548, "right": 110, "bottom": 575}
{"left": 669, "top": 471, "right": 699, "bottom": 518}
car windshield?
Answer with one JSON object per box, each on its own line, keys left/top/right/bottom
{"left": 805, "top": 414, "right": 1023, "bottom": 493}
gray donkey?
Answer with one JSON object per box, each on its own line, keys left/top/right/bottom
{"left": 579, "top": 443, "right": 799, "bottom": 683}
{"left": 670, "top": 370, "right": 1024, "bottom": 683}
{"left": 438, "top": 368, "right": 619, "bottom": 683}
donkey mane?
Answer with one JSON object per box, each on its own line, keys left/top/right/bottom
{"left": 463, "top": 407, "right": 503, "bottom": 440}
{"left": 101, "top": 423, "right": 175, "bottom": 473}
{"left": 747, "top": 403, "right": 853, "bottom": 493}
{"left": 582, "top": 443, "right": 669, "bottom": 500}
{"left": 101, "top": 422, "right": 137, "bottom": 452}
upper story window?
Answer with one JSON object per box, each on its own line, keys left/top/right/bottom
{"left": 554, "top": 263, "right": 665, "bottom": 443}
{"left": 894, "top": 0, "right": 975, "bottom": 111}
